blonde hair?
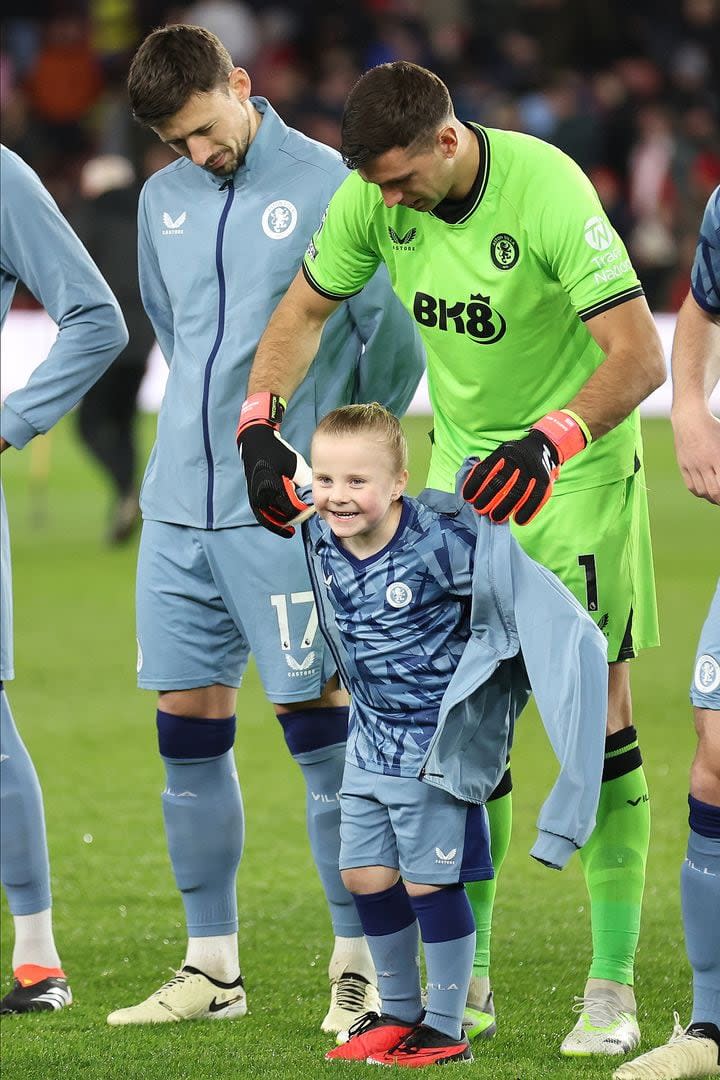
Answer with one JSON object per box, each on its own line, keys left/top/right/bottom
{"left": 313, "top": 403, "right": 408, "bottom": 472}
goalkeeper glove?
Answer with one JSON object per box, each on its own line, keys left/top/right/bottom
{"left": 236, "top": 392, "right": 312, "bottom": 538}
{"left": 462, "top": 410, "right": 590, "bottom": 525}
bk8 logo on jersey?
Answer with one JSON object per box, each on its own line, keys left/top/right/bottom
{"left": 413, "top": 291, "right": 507, "bottom": 343}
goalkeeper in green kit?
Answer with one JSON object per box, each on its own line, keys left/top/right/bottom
{"left": 237, "top": 61, "right": 667, "bottom": 1057}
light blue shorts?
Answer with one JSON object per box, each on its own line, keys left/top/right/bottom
{"left": 0, "top": 485, "right": 14, "bottom": 682}
{"left": 691, "top": 577, "right": 720, "bottom": 710}
{"left": 339, "top": 760, "right": 493, "bottom": 886}
{"left": 136, "top": 520, "right": 335, "bottom": 703}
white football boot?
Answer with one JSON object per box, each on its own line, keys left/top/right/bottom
{"left": 322, "top": 973, "right": 381, "bottom": 1043}
{"left": 322, "top": 936, "right": 380, "bottom": 1043}
{"left": 462, "top": 975, "right": 497, "bottom": 1039}
{"left": 613, "top": 1014, "right": 720, "bottom": 1079}
{"left": 560, "top": 978, "right": 640, "bottom": 1056}
{"left": 106, "top": 965, "right": 247, "bottom": 1025}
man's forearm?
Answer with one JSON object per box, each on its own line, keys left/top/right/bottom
{"left": 565, "top": 347, "right": 664, "bottom": 439}
{"left": 248, "top": 290, "right": 328, "bottom": 402}
{"left": 565, "top": 317, "right": 665, "bottom": 440}
{"left": 565, "top": 298, "right": 666, "bottom": 440}
{"left": 670, "top": 291, "right": 720, "bottom": 414}
{"left": 669, "top": 290, "right": 720, "bottom": 504}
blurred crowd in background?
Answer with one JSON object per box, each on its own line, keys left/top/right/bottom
{"left": 1, "top": 0, "right": 717, "bottom": 544}
{"left": 1, "top": 0, "right": 719, "bottom": 314}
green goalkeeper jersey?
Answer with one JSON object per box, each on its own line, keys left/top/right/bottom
{"left": 302, "top": 125, "right": 646, "bottom": 493}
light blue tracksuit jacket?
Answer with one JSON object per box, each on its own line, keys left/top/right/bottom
{"left": 303, "top": 469, "right": 608, "bottom": 871}
{"left": 0, "top": 146, "right": 128, "bottom": 450}
{"left": 137, "top": 98, "right": 425, "bottom": 530}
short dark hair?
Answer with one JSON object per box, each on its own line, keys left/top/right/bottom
{"left": 127, "top": 24, "right": 234, "bottom": 128}
{"left": 341, "top": 61, "right": 453, "bottom": 170}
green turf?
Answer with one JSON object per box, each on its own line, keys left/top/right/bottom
{"left": 0, "top": 414, "right": 716, "bottom": 1079}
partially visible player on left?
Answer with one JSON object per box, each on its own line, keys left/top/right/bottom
{"left": 0, "top": 144, "right": 128, "bottom": 1013}
{"left": 613, "top": 185, "right": 720, "bottom": 1080}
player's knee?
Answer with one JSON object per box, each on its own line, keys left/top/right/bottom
{"left": 158, "top": 685, "right": 237, "bottom": 718}
{"left": 690, "top": 745, "right": 720, "bottom": 805}
{"left": 276, "top": 705, "right": 348, "bottom": 758}
{"left": 606, "top": 661, "right": 633, "bottom": 734}
{"left": 156, "top": 710, "right": 236, "bottom": 760}
{"left": 342, "top": 866, "right": 399, "bottom": 895}
{"left": 403, "top": 880, "right": 444, "bottom": 898}
{"left": 341, "top": 868, "right": 362, "bottom": 893}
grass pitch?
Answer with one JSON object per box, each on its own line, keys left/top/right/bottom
{"left": 0, "top": 414, "right": 716, "bottom": 1080}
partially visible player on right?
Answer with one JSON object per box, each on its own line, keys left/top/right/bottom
{"left": 614, "top": 187, "right": 720, "bottom": 1080}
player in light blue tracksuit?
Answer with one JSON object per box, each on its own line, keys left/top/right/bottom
{"left": 614, "top": 188, "right": 720, "bottom": 1080}
{"left": 105, "top": 25, "right": 425, "bottom": 1031}
{"left": 0, "top": 145, "right": 128, "bottom": 1013}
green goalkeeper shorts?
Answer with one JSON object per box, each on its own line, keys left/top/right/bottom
{"left": 510, "top": 465, "right": 659, "bottom": 662}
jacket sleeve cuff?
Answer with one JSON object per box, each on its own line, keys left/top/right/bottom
{"left": 0, "top": 406, "right": 37, "bottom": 449}
{"left": 530, "top": 831, "right": 579, "bottom": 870}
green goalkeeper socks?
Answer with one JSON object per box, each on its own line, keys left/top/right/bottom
{"left": 466, "top": 733, "right": 649, "bottom": 989}
{"left": 467, "top": 775, "right": 512, "bottom": 979}
{"left": 580, "top": 726, "right": 650, "bottom": 986}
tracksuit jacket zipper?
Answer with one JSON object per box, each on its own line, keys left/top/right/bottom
{"left": 201, "top": 181, "right": 235, "bottom": 528}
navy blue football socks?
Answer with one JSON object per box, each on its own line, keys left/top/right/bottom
{"left": 409, "top": 885, "right": 476, "bottom": 1039}
{"left": 353, "top": 880, "right": 422, "bottom": 1024}
{"left": 279, "top": 706, "right": 362, "bottom": 937}
{"left": 158, "top": 712, "right": 243, "bottom": 936}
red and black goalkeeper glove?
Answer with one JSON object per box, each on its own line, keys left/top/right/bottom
{"left": 236, "top": 392, "right": 312, "bottom": 538}
{"left": 462, "top": 410, "right": 590, "bottom": 526}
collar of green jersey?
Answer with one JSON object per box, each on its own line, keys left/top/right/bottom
{"left": 430, "top": 123, "right": 490, "bottom": 226}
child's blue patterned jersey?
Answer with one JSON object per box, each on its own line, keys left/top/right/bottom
{"left": 308, "top": 497, "right": 477, "bottom": 776}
